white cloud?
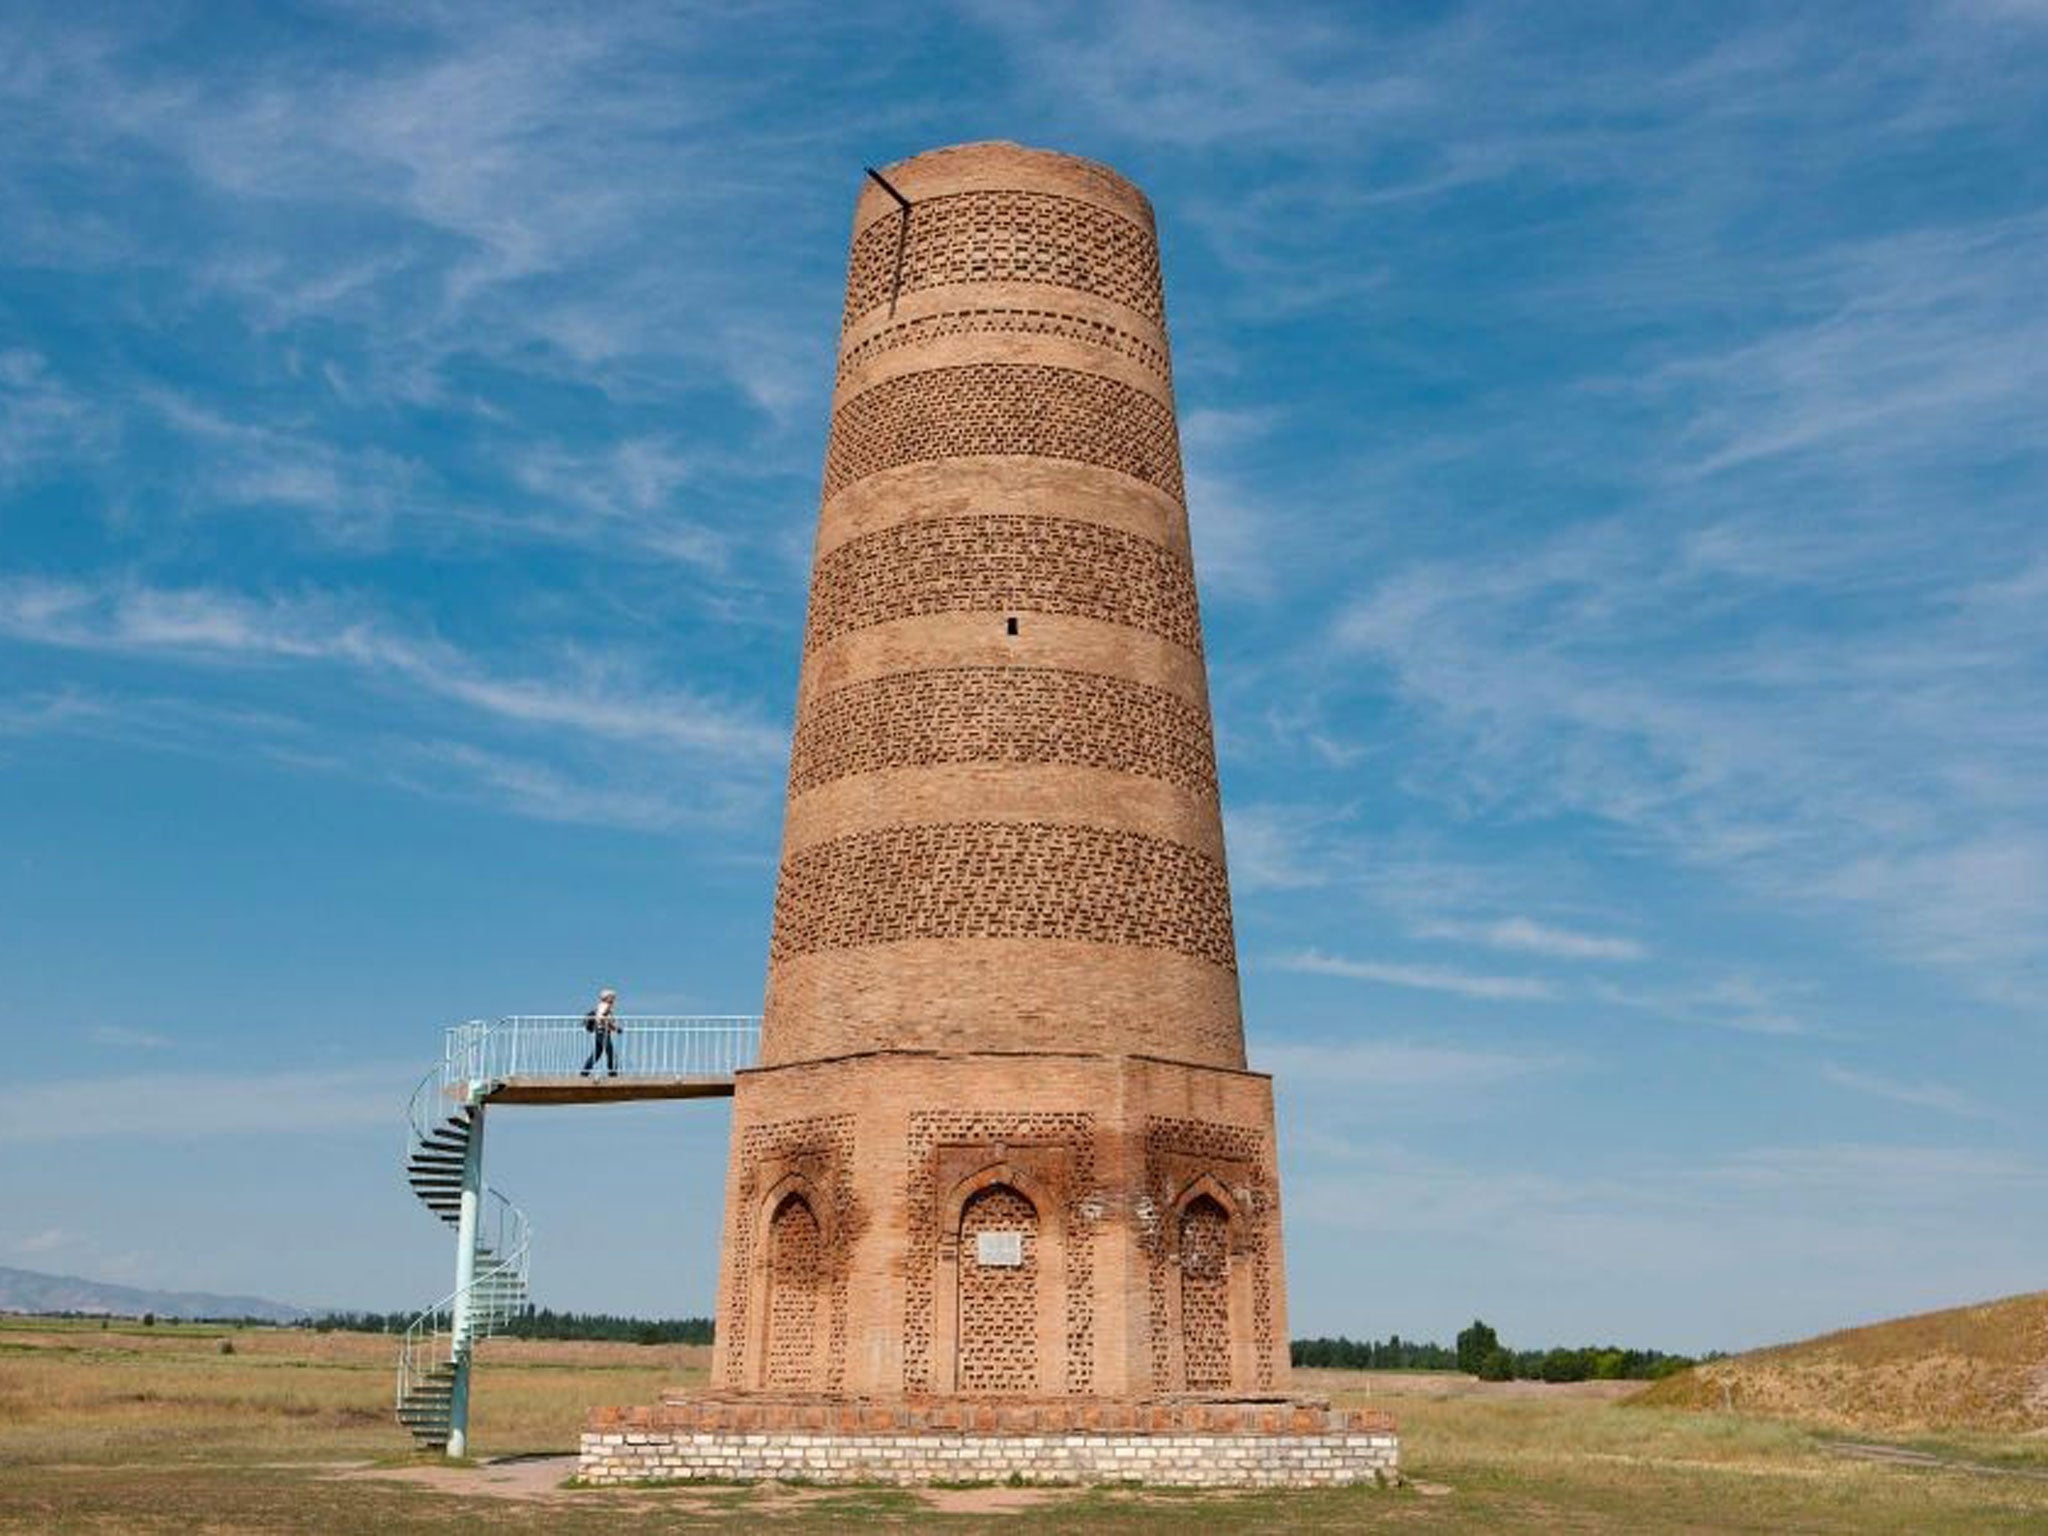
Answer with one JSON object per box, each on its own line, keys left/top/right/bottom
{"left": 1273, "top": 948, "right": 1551, "bottom": 1001}
{"left": 1415, "top": 916, "right": 1645, "bottom": 962}
{"left": 1253, "top": 1036, "right": 1563, "bottom": 1089}
{"left": 1590, "top": 976, "right": 1825, "bottom": 1038}
{"left": 0, "top": 577, "right": 785, "bottom": 761}
{"left": 0, "top": 1068, "right": 410, "bottom": 1141}
{"left": 8, "top": 1228, "right": 74, "bottom": 1256}
{"left": 1221, "top": 804, "right": 1331, "bottom": 891}
{"left": 84, "top": 1025, "right": 174, "bottom": 1050}
{"left": 1330, "top": 484, "right": 2048, "bottom": 1004}
{"left": 1819, "top": 1063, "right": 1994, "bottom": 1121}
{"left": 0, "top": 348, "right": 106, "bottom": 488}
{"left": 392, "top": 741, "right": 758, "bottom": 833}
{"left": 966, "top": 0, "right": 1435, "bottom": 151}
{"left": 508, "top": 437, "right": 727, "bottom": 569}
{"left": 1699, "top": 1141, "right": 2046, "bottom": 1199}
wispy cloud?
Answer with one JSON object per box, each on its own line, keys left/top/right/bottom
{"left": 1699, "top": 1141, "right": 2047, "bottom": 1198}
{"left": 0, "top": 349, "right": 107, "bottom": 488}
{"left": 1331, "top": 501, "right": 2048, "bottom": 1003}
{"left": 1254, "top": 1035, "right": 1565, "bottom": 1089}
{"left": 1591, "top": 975, "right": 1827, "bottom": 1038}
{"left": 1819, "top": 1063, "right": 1995, "bottom": 1121}
{"left": 84, "top": 1025, "right": 174, "bottom": 1050}
{"left": 0, "top": 1068, "right": 411, "bottom": 1141}
{"left": 508, "top": 437, "right": 727, "bottom": 569}
{"left": 0, "top": 577, "right": 785, "bottom": 760}
{"left": 1273, "top": 948, "right": 1552, "bottom": 1001}
{"left": 1221, "top": 804, "right": 1334, "bottom": 891}
{"left": 1415, "top": 916, "right": 1645, "bottom": 962}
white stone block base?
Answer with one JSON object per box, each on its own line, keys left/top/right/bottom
{"left": 577, "top": 1428, "right": 1400, "bottom": 1488}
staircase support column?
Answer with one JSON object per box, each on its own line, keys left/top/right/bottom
{"left": 446, "top": 1097, "right": 486, "bottom": 1458}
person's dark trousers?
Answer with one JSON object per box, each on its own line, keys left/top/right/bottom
{"left": 581, "top": 1033, "right": 616, "bottom": 1075}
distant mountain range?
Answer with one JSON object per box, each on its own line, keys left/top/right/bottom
{"left": 0, "top": 1265, "right": 307, "bottom": 1323}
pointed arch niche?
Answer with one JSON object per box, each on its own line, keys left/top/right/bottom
{"left": 748, "top": 1173, "right": 834, "bottom": 1390}
{"left": 934, "top": 1161, "right": 1068, "bottom": 1394}
{"left": 1164, "top": 1173, "right": 1253, "bottom": 1392}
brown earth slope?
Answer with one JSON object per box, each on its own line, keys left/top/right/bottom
{"left": 1637, "top": 1290, "right": 2048, "bottom": 1435}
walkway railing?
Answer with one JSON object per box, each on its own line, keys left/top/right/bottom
{"left": 395, "top": 1188, "right": 529, "bottom": 1422}
{"left": 440, "top": 1015, "right": 762, "bottom": 1090}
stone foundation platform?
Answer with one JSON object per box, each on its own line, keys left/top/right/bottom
{"left": 579, "top": 1395, "right": 1399, "bottom": 1488}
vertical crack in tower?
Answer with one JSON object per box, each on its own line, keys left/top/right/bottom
{"left": 713, "top": 141, "right": 1294, "bottom": 1403}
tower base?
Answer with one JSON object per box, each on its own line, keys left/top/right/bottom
{"left": 708, "top": 1050, "right": 1293, "bottom": 1399}
{"left": 579, "top": 1395, "right": 1399, "bottom": 1488}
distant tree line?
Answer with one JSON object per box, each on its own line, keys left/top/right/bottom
{"left": 1289, "top": 1334, "right": 1460, "bottom": 1371}
{"left": 302, "top": 1307, "right": 714, "bottom": 1345}
{"left": 7, "top": 1310, "right": 284, "bottom": 1328}
{"left": 1291, "top": 1320, "right": 1707, "bottom": 1383}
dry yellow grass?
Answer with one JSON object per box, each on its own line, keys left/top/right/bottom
{"left": 0, "top": 1318, "right": 706, "bottom": 1465}
{"left": 1637, "top": 1290, "right": 2048, "bottom": 1436}
{"left": 4, "top": 1318, "right": 2048, "bottom": 1532}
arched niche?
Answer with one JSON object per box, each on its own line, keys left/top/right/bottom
{"left": 1162, "top": 1172, "right": 1253, "bottom": 1393}
{"left": 746, "top": 1172, "right": 835, "bottom": 1390}
{"left": 934, "top": 1161, "right": 1068, "bottom": 1395}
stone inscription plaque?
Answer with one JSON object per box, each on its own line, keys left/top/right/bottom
{"left": 976, "top": 1230, "right": 1024, "bottom": 1268}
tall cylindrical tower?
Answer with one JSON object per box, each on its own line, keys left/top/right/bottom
{"left": 714, "top": 143, "right": 1290, "bottom": 1403}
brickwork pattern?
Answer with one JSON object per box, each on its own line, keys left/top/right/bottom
{"left": 789, "top": 667, "right": 1219, "bottom": 798}
{"left": 957, "top": 1185, "right": 1041, "bottom": 1394}
{"left": 1179, "top": 1197, "right": 1233, "bottom": 1391}
{"left": 580, "top": 1427, "right": 1399, "bottom": 1488}
{"left": 769, "top": 822, "right": 1236, "bottom": 970}
{"left": 843, "top": 190, "right": 1165, "bottom": 325}
{"left": 804, "top": 514, "right": 1202, "bottom": 656}
{"left": 764, "top": 1195, "right": 825, "bottom": 1390}
{"left": 904, "top": 1111, "right": 1096, "bottom": 1395}
{"left": 838, "top": 306, "right": 1172, "bottom": 386}
{"left": 823, "top": 363, "right": 1184, "bottom": 503}
{"left": 1144, "top": 1118, "right": 1278, "bottom": 1392}
{"left": 721, "top": 1115, "right": 856, "bottom": 1390}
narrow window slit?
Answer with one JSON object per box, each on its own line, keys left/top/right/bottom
{"left": 1005, "top": 617, "right": 1019, "bottom": 636}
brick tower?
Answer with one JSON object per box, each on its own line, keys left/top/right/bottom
{"left": 711, "top": 142, "right": 1291, "bottom": 1403}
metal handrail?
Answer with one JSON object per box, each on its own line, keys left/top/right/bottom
{"left": 395, "top": 1186, "right": 530, "bottom": 1412}
{"left": 439, "top": 1014, "right": 761, "bottom": 1089}
{"left": 403, "top": 1065, "right": 469, "bottom": 1162}
{"left": 396, "top": 1010, "right": 756, "bottom": 1443}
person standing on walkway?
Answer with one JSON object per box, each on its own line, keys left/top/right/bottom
{"left": 580, "top": 987, "right": 620, "bottom": 1076}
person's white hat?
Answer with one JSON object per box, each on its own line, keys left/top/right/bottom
{"left": 600, "top": 988, "right": 617, "bottom": 1000}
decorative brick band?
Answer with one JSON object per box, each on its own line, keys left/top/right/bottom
{"left": 823, "top": 363, "right": 1184, "bottom": 502}
{"left": 789, "top": 667, "right": 1219, "bottom": 798}
{"left": 804, "top": 514, "right": 1201, "bottom": 656}
{"left": 838, "top": 306, "right": 1172, "bottom": 386}
{"left": 768, "top": 821, "right": 1237, "bottom": 970}
{"left": 843, "top": 189, "right": 1164, "bottom": 325}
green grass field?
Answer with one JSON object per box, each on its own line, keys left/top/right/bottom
{"left": 4, "top": 1318, "right": 2046, "bottom": 1533}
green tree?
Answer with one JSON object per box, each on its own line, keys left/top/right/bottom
{"left": 1477, "top": 1348, "right": 1515, "bottom": 1382}
{"left": 1456, "top": 1319, "right": 1499, "bottom": 1375}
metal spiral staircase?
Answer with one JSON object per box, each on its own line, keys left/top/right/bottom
{"left": 395, "top": 1015, "right": 759, "bottom": 1456}
{"left": 396, "top": 1088, "right": 531, "bottom": 1451}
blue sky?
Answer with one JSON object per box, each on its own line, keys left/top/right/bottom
{"left": 2, "top": 1, "right": 2044, "bottom": 1355}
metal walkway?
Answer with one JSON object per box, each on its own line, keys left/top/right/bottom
{"left": 396, "top": 1015, "right": 760, "bottom": 1454}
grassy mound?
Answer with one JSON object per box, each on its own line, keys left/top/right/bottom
{"left": 1636, "top": 1291, "right": 2048, "bottom": 1435}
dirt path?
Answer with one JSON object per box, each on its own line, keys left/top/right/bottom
{"left": 333, "top": 1454, "right": 583, "bottom": 1501}
{"left": 1824, "top": 1440, "right": 2048, "bottom": 1482}
{"left": 332, "top": 1455, "right": 1087, "bottom": 1515}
